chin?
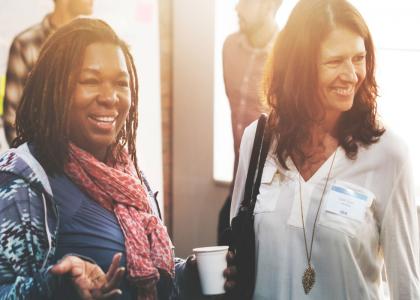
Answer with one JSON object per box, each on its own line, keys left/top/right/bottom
{"left": 343, "top": 98, "right": 355, "bottom": 111}
{"left": 90, "top": 137, "right": 115, "bottom": 149}
{"left": 334, "top": 96, "right": 354, "bottom": 111}
{"left": 336, "top": 104, "right": 354, "bottom": 114}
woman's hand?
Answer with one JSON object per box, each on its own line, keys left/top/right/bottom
{"left": 184, "top": 255, "right": 202, "bottom": 295}
{"left": 186, "top": 251, "right": 237, "bottom": 295}
{"left": 223, "top": 251, "right": 237, "bottom": 291}
{"left": 50, "top": 253, "right": 125, "bottom": 299}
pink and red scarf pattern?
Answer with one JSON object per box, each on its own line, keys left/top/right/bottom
{"left": 64, "top": 144, "right": 174, "bottom": 286}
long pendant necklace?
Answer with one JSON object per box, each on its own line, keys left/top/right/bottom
{"left": 299, "top": 149, "right": 337, "bottom": 294}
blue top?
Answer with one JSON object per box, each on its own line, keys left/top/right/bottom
{"left": 49, "top": 174, "right": 174, "bottom": 300}
{"left": 50, "top": 174, "right": 135, "bottom": 299}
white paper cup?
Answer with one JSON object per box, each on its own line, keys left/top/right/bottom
{"left": 193, "top": 245, "right": 229, "bottom": 295}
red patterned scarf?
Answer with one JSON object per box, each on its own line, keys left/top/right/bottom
{"left": 64, "top": 144, "right": 174, "bottom": 297}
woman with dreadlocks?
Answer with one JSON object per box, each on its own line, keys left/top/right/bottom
{"left": 0, "top": 18, "right": 202, "bottom": 300}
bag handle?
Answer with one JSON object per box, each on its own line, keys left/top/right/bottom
{"left": 240, "top": 113, "right": 271, "bottom": 211}
{"left": 250, "top": 118, "right": 271, "bottom": 211}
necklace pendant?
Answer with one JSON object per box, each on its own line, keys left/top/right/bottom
{"left": 302, "top": 265, "right": 316, "bottom": 294}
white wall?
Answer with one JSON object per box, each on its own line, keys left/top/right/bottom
{"left": 172, "top": 0, "right": 229, "bottom": 257}
{"left": 94, "top": 0, "right": 164, "bottom": 213}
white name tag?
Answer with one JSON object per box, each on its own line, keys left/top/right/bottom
{"left": 324, "top": 182, "right": 374, "bottom": 222}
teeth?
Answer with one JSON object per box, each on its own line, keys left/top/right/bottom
{"left": 334, "top": 87, "right": 353, "bottom": 96}
{"left": 91, "top": 116, "right": 116, "bottom": 123}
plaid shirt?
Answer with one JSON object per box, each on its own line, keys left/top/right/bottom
{"left": 3, "top": 15, "right": 55, "bottom": 145}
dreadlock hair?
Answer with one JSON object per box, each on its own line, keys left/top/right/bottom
{"left": 14, "top": 18, "right": 140, "bottom": 176}
{"left": 263, "top": 0, "right": 384, "bottom": 169}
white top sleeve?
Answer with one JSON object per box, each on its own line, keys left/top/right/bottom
{"left": 380, "top": 158, "right": 420, "bottom": 300}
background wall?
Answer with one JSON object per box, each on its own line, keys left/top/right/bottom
{"left": 172, "top": 0, "right": 229, "bottom": 257}
{"left": 159, "top": 0, "right": 174, "bottom": 233}
{"left": 94, "top": 0, "right": 164, "bottom": 214}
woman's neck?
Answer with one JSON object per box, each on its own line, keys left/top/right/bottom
{"left": 292, "top": 114, "right": 340, "bottom": 172}
{"left": 293, "top": 130, "right": 339, "bottom": 181}
{"left": 305, "top": 114, "right": 340, "bottom": 153}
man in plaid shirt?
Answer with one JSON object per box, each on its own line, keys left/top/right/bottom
{"left": 3, "top": 0, "right": 93, "bottom": 145}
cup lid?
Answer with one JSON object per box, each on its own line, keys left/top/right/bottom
{"left": 192, "top": 246, "right": 229, "bottom": 253}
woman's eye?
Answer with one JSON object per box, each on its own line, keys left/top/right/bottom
{"left": 326, "top": 60, "right": 340, "bottom": 67}
{"left": 353, "top": 55, "right": 366, "bottom": 63}
{"left": 80, "top": 78, "right": 99, "bottom": 85}
{"left": 116, "top": 80, "right": 129, "bottom": 87}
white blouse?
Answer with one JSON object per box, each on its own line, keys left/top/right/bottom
{"left": 230, "top": 121, "right": 420, "bottom": 300}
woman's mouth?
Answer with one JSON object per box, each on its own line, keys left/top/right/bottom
{"left": 88, "top": 115, "right": 118, "bottom": 130}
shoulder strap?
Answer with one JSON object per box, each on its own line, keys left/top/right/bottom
{"left": 250, "top": 121, "right": 271, "bottom": 210}
{"left": 241, "top": 114, "right": 269, "bottom": 209}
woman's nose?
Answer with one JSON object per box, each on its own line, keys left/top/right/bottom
{"left": 340, "top": 61, "right": 358, "bottom": 83}
{"left": 98, "top": 82, "right": 118, "bottom": 104}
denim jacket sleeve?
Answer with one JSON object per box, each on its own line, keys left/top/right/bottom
{"left": 0, "top": 174, "right": 58, "bottom": 299}
{"left": 173, "top": 257, "right": 208, "bottom": 300}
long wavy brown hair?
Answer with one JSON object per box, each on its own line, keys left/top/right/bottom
{"left": 13, "top": 18, "right": 140, "bottom": 176}
{"left": 263, "top": 0, "right": 384, "bottom": 169}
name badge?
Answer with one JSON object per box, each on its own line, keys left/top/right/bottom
{"left": 324, "top": 181, "right": 374, "bottom": 222}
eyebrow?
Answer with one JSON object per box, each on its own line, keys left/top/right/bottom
{"left": 323, "top": 51, "right": 367, "bottom": 60}
{"left": 79, "top": 68, "right": 129, "bottom": 77}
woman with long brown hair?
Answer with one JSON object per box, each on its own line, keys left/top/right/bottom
{"left": 230, "top": 0, "right": 420, "bottom": 299}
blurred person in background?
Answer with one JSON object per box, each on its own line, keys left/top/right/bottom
{"left": 2, "top": 0, "right": 94, "bottom": 145}
{"left": 218, "top": 0, "right": 283, "bottom": 245}
{"left": 229, "top": 0, "right": 420, "bottom": 298}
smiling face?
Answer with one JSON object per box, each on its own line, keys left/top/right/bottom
{"left": 68, "top": 42, "right": 131, "bottom": 161}
{"left": 318, "top": 26, "right": 367, "bottom": 122}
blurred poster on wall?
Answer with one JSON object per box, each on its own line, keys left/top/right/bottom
{"left": 0, "top": 0, "right": 163, "bottom": 207}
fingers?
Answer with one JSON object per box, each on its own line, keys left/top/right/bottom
{"left": 101, "top": 267, "right": 125, "bottom": 293}
{"left": 93, "top": 287, "right": 122, "bottom": 299}
{"left": 186, "top": 254, "right": 197, "bottom": 268}
{"left": 223, "top": 252, "right": 237, "bottom": 292}
{"left": 226, "top": 251, "right": 235, "bottom": 264}
{"left": 185, "top": 255, "right": 200, "bottom": 281}
{"left": 100, "top": 253, "right": 125, "bottom": 294}
{"left": 224, "top": 272, "right": 237, "bottom": 291}
{"left": 50, "top": 256, "right": 84, "bottom": 277}
{"left": 223, "top": 266, "right": 237, "bottom": 279}
{"left": 186, "top": 254, "right": 199, "bottom": 277}
{"left": 224, "top": 280, "right": 236, "bottom": 291}
{"left": 87, "top": 264, "right": 107, "bottom": 289}
{"left": 106, "top": 253, "right": 122, "bottom": 282}
{"left": 52, "top": 254, "right": 125, "bottom": 299}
